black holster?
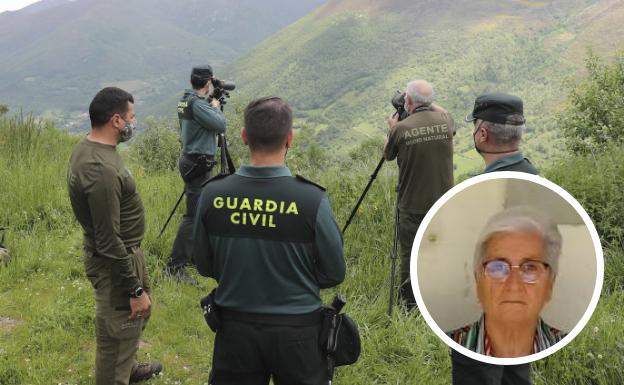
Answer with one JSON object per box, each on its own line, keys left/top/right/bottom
{"left": 200, "top": 289, "right": 221, "bottom": 332}
{"left": 320, "top": 295, "right": 361, "bottom": 367}
{"left": 182, "top": 154, "right": 217, "bottom": 184}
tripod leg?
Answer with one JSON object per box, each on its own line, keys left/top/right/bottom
{"left": 342, "top": 157, "right": 385, "bottom": 234}
{"left": 157, "top": 189, "right": 185, "bottom": 238}
{"left": 388, "top": 190, "right": 400, "bottom": 316}
{"left": 222, "top": 135, "right": 235, "bottom": 174}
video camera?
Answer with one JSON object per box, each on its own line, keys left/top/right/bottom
{"left": 391, "top": 90, "right": 409, "bottom": 122}
{"left": 211, "top": 78, "right": 236, "bottom": 106}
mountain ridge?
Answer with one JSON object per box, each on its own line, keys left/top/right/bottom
{"left": 0, "top": 0, "right": 326, "bottom": 129}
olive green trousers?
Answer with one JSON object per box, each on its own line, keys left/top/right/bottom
{"left": 84, "top": 246, "right": 151, "bottom": 385}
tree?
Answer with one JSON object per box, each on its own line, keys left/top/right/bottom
{"left": 560, "top": 52, "right": 624, "bottom": 155}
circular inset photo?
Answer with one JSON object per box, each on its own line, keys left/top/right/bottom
{"left": 411, "top": 172, "right": 603, "bottom": 366}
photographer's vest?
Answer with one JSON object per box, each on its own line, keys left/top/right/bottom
{"left": 199, "top": 173, "right": 327, "bottom": 314}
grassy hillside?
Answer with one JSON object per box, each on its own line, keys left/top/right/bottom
{"left": 1, "top": 104, "right": 624, "bottom": 383}
{"left": 227, "top": 0, "right": 623, "bottom": 175}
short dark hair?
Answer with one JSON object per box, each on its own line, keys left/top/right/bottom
{"left": 89, "top": 87, "right": 134, "bottom": 128}
{"left": 244, "top": 97, "right": 293, "bottom": 152}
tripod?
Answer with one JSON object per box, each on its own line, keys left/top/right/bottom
{"left": 342, "top": 157, "right": 385, "bottom": 234}
{"left": 341, "top": 157, "right": 400, "bottom": 316}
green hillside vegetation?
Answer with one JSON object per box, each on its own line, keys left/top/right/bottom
{"left": 1, "top": 52, "right": 624, "bottom": 384}
{"left": 562, "top": 0, "right": 624, "bottom": 62}
{"left": 228, "top": 0, "right": 623, "bottom": 176}
{"left": 559, "top": 53, "right": 624, "bottom": 157}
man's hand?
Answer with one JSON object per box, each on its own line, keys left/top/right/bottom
{"left": 210, "top": 98, "right": 221, "bottom": 109}
{"left": 388, "top": 112, "right": 399, "bottom": 130}
{"left": 129, "top": 292, "right": 151, "bottom": 320}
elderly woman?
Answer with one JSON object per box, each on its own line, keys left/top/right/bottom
{"left": 447, "top": 206, "right": 567, "bottom": 358}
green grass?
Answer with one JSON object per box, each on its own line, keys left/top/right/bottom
{"left": 1, "top": 114, "right": 624, "bottom": 384}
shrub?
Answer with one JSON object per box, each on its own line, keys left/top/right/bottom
{"left": 559, "top": 52, "right": 624, "bottom": 155}
{"left": 129, "top": 117, "right": 181, "bottom": 173}
{"left": 545, "top": 143, "right": 624, "bottom": 248}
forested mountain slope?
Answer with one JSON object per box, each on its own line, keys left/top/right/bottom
{"left": 0, "top": 0, "right": 325, "bottom": 129}
{"left": 228, "top": 0, "right": 624, "bottom": 173}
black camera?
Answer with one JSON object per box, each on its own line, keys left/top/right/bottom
{"left": 211, "top": 78, "right": 236, "bottom": 105}
{"left": 391, "top": 91, "right": 409, "bottom": 122}
{"left": 212, "top": 78, "right": 236, "bottom": 91}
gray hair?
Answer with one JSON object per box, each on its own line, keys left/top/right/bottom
{"left": 405, "top": 80, "right": 435, "bottom": 107}
{"left": 479, "top": 114, "right": 525, "bottom": 146}
{"left": 473, "top": 206, "right": 562, "bottom": 276}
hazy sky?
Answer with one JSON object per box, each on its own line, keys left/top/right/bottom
{"left": 0, "top": 0, "right": 43, "bottom": 13}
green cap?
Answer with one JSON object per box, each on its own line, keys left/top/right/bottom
{"left": 191, "top": 65, "right": 213, "bottom": 79}
{"left": 465, "top": 92, "right": 525, "bottom": 125}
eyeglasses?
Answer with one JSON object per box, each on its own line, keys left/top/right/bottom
{"left": 482, "top": 260, "right": 550, "bottom": 284}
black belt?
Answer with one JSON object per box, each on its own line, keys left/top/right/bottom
{"left": 221, "top": 308, "right": 324, "bottom": 326}
{"left": 184, "top": 153, "right": 214, "bottom": 161}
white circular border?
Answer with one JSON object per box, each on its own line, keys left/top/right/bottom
{"left": 410, "top": 171, "right": 604, "bottom": 366}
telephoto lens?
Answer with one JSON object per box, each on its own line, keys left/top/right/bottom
{"left": 212, "top": 78, "right": 236, "bottom": 91}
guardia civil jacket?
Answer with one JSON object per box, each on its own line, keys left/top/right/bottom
{"left": 192, "top": 165, "right": 346, "bottom": 314}
{"left": 177, "top": 89, "right": 226, "bottom": 156}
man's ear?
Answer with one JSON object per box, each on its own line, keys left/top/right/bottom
{"left": 111, "top": 113, "right": 122, "bottom": 129}
{"left": 241, "top": 127, "right": 248, "bottom": 146}
{"left": 404, "top": 94, "right": 412, "bottom": 111}
{"left": 475, "top": 125, "right": 488, "bottom": 144}
{"left": 286, "top": 129, "right": 294, "bottom": 148}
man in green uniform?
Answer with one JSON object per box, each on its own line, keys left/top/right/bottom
{"left": 383, "top": 79, "right": 454, "bottom": 308}
{"left": 451, "top": 92, "right": 536, "bottom": 385}
{"left": 468, "top": 92, "right": 538, "bottom": 174}
{"left": 166, "top": 65, "right": 226, "bottom": 284}
{"left": 67, "top": 87, "right": 161, "bottom": 384}
{"left": 192, "top": 96, "right": 346, "bottom": 385}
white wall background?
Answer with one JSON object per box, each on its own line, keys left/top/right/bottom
{"left": 415, "top": 178, "right": 597, "bottom": 333}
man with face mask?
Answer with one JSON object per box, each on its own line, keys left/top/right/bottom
{"left": 383, "top": 79, "right": 455, "bottom": 308}
{"left": 450, "top": 92, "right": 536, "bottom": 385}
{"left": 166, "top": 64, "right": 226, "bottom": 284}
{"left": 68, "top": 87, "right": 161, "bottom": 384}
{"left": 468, "top": 92, "right": 537, "bottom": 175}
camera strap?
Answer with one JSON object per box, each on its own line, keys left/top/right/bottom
{"left": 411, "top": 106, "right": 432, "bottom": 114}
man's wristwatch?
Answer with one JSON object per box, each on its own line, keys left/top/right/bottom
{"left": 129, "top": 286, "right": 144, "bottom": 298}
